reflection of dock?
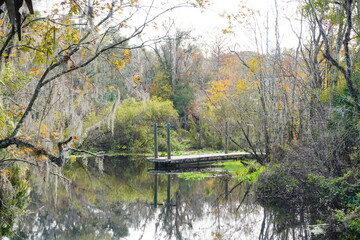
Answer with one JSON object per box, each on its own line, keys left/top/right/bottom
{"left": 147, "top": 152, "right": 253, "bottom": 165}
{"left": 151, "top": 166, "right": 232, "bottom": 208}
{"left": 147, "top": 167, "right": 228, "bottom": 175}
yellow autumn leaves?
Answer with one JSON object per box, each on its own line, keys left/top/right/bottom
{"left": 6, "top": 105, "right": 26, "bottom": 119}
{"left": 0, "top": 168, "right": 13, "bottom": 179}
{"left": 109, "top": 49, "right": 141, "bottom": 88}
{"left": 207, "top": 78, "right": 251, "bottom": 104}
{"left": 110, "top": 49, "right": 131, "bottom": 70}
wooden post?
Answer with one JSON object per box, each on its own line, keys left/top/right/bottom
{"left": 154, "top": 174, "right": 158, "bottom": 208}
{"left": 154, "top": 123, "right": 158, "bottom": 158}
{"left": 225, "top": 177, "right": 229, "bottom": 201}
{"left": 225, "top": 121, "right": 228, "bottom": 154}
{"left": 167, "top": 175, "right": 171, "bottom": 206}
{"left": 166, "top": 122, "right": 171, "bottom": 159}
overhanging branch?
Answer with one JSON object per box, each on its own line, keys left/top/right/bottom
{"left": 0, "top": 137, "right": 72, "bottom": 167}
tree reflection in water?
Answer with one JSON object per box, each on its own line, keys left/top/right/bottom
{"left": 13, "top": 156, "right": 316, "bottom": 240}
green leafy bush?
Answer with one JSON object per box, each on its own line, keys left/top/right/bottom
{"left": 85, "top": 97, "right": 180, "bottom": 153}
{"left": 307, "top": 170, "right": 360, "bottom": 209}
{"left": 256, "top": 167, "right": 360, "bottom": 239}
{"left": 332, "top": 208, "right": 360, "bottom": 240}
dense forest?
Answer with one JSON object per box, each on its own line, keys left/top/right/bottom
{"left": 0, "top": 0, "right": 359, "bottom": 239}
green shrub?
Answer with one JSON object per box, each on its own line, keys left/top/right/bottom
{"left": 307, "top": 170, "right": 360, "bottom": 209}
{"left": 256, "top": 167, "right": 360, "bottom": 239}
{"left": 85, "top": 97, "right": 181, "bottom": 153}
{"left": 331, "top": 208, "right": 360, "bottom": 240}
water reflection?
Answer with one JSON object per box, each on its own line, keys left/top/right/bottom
{"left": 13, "top": 156, "right": 318, "bottom": 240}
{"left": 148, "top": 172, "right": 263, "bottom": 240}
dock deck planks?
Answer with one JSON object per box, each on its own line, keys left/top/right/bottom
{"left": 147, "top": 152, "right": 254, "bottom": 164}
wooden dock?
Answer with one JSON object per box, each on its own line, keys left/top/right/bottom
{"left": 147, "top": 152, "right": 254, "bottom": 165}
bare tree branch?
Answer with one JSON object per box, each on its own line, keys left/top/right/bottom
{"left": 0, "top": 27, "right": 15, "bottom": 58}
{"left": 5, "top": 44, "right": 45, "bottom": 52}
{"left": 66, "top": 147, "right": 104, "bottom": 157}
{"left": 308, "top": 0, "right": 360, "bottom": 113}
{"left": 0, "top": 137, "right": 72, "bottom": 166}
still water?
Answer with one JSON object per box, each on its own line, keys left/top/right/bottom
{"left": 14, "top": 156, "right": 314, "bottom": 240}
